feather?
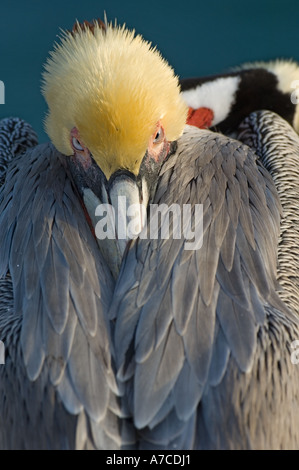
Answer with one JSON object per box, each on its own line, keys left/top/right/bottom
{"left": 134, "top": 322, "right": 184, "bottom": 429}
{"left": 207, "top": 321, "right": 231, "bottom": 386}
{"left": 173, "top": 361, "right": 203, "bottom": 421}
{"left": 21, "top": 288, "right": 45, "bottom": 380}
{"left": 56, "top": 367, "right": 84, "bottom": 415}
{"left": 41, "top": 237, "right": 70, "bottom": 335}
{"left": 216, "top": 288, "right": 257, "bottom": 372}
{"left": 67, "top": 324, "right": 109, "bottom": 422}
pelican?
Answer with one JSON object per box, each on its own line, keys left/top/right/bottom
{"left": 1, "top": 19, "right": 299, "bottom": 450}
{"left": 181, "top": 59, "right": 299, "bottom": 135}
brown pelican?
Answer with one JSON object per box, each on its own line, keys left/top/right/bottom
{"left": 1, "top": 19, "right": 299, "bottom": 450}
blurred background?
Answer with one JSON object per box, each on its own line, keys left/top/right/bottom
{"left": 0, "top": 0, "right": 298, "bottom": 142}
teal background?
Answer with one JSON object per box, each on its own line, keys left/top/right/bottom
{"left": 0, "top": 0, "right": 299, "bottom": 142}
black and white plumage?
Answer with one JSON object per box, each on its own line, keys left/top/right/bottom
{"left": 181, "top": 60, "right": 299, "bottom": 135}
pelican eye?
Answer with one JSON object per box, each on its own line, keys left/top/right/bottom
{"left": 72, "top": 137, "right": 84, "bottom": 151}
{"left": 153, "top": 127, "right": 164, "bottom": 144}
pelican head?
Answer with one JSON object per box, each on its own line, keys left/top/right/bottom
{"left": 42, "top": 19, "right": 187, "bottom": 179}
{"left": 42, "top": 19, "right": 188, "bottom": 276}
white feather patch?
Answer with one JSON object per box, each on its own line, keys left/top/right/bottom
{"left": 182, "top": 76, "right": 241, "bottom": 126}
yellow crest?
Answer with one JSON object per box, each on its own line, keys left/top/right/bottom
{"left": 42, "top": 21, "right": 187, "bottom": 178}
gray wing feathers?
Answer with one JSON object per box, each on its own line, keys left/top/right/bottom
{"left": 113, "top": 125, "right": 291, "bottom": 448}
{"left": 0, "top": 143, "right": 121, "bottom": 448}
{"left": 2, "top": 116, "right": 297, "bottom": 448}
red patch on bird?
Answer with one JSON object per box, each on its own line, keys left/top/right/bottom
{"left": 187, "top": 107, "right": 214, "bottom": 129}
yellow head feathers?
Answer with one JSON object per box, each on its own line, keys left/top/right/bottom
{"left": 42, "top": 21, "right": 187, "bottom": 178}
